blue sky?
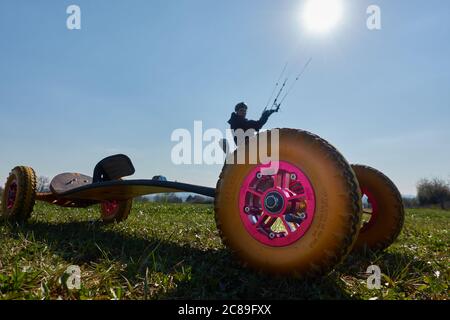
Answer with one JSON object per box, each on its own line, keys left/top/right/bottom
{"left": 1, "top": 0, "right": 449, "bottom": 195}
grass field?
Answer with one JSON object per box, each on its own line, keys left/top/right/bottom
{"left": 0, "top": 202, "right": 448, "bottom": 300}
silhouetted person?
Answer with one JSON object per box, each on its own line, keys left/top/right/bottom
{"left": 227, "top": 102, "right": 276, "bottom": 145}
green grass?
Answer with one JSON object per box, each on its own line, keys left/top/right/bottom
{"left": 0, "top": 203, "right": 448, "bottom": 300}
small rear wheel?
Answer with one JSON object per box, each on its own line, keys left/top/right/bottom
{"left": 1, "top": 166, "right": 37, "bottom": 222}
{"left": 100, "top": 199, "right": 132, "bottom": 223}
{"left": 352, "top": 164, "right": 405, "bottom": 252}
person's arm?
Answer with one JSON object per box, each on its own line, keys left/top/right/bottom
{"left": 229, "top": 112, "right": 274, "bottom": 132}
{"left": 243, "top": 119, "right": 263, "bottom": 131}
{"left": 231, "top": 116, "right": 262, "bottom": 131}
{"left": 256, "top": 109, "right": 277, "bottom": 129}
{"left": 240, "top": 111, "right": 276, "bottom": 131}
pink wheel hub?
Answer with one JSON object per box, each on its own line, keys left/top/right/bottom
{"left": 360, "top": 188, "right": 379, "bottom": 232}
{"left": 101, "top": 200, "right": 119, "bottom": 217}
{"left": 239, "top": 161, "right": 316, "bottom": 247}
{"left": 7, "top": 179, "right": 18, "bottom": 210}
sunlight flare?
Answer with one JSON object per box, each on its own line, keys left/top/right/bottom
{"left": 302, "top": 0, "right": 344, "bottom": 34}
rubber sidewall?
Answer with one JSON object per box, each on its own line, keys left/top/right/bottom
{"left": 1, "top": 166, "right": 36, "bottom": 222}
{"left": 352, "top": 165, "right": 405, "bottom": 251}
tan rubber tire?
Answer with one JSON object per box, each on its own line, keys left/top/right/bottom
{"left": 215, "top": 129, "right": 362, "bottom": 277}
{"left": 1, "top": 166, "right": 37, "bottom": 222}
{"left": 100, "top": 199, "right": 133, "bottom": 224}
{"left": 352, "top": 165, "right": 405, "bottom": 252}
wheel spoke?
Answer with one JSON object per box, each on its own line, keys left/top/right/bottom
{"left": 247, "top": 188, "right": 262, "bottom": 198}
{"left": 269, "top": 175, "right": 277, "bottom": 187}
{"left": 257, "top": 213, "right": 269, "bottom": 225}
{"left": 279, "top": 172, "right": 286, "bottom": 188}
{"left": 288, "top": 194, "right": 306, "bottom": 201}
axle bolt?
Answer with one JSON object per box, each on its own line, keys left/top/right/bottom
{"left": 244, "top": 206, "right": 250, "bottom": 213}
{"left": 256, "top": 172, "right": 262, "bottom": 179}
{"left": 290, "top": 173, "right": 297, "bottom": 180}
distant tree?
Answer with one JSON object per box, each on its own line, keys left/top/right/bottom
{"left": 151, "top": 194, "right": 163, "bottom": 203}
{"left": 167, "top": 193, "right": 183, "bottom": 203}
{"left": 0, "top": 186, "right": 3, "bottom": 200}
{"left": 185, "top": 195, "right": 214, "bottom": 204}
{"left": 37, "top": 176, "right": 50, "bottom": 192}
{"left": 152, "top": 193, "right": 183, "bottom": 203}
{"left": 417, "top": 178, "right": 450, "bottom": 210}
{"left": 402, "top": 196, "right": 419, "bottom": 209}
{"left": 135, "top": 196, "right": 150, "bottom": 202}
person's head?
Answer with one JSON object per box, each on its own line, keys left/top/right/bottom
{"left": 235, "top": 102, "right": 248, "bottom": 117}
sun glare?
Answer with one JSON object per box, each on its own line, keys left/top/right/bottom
{"left": 302, "top": 0, "right": 343, "bottom": 34}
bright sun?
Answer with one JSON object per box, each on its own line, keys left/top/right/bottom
{"left": 302, "top": 0, "right": 343, "bottom": 34}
